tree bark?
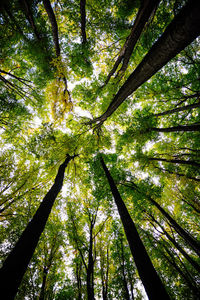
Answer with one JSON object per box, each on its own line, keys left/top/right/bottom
{"left": 147, "top": 195, "right": 200, "bottom": 256}
{"left": 149, "top": 157, "right": 200, "bottom": 168}
{"left": 153, "top": 166, "right": 200, "bottom": 182}
{"left": 100, "top": 156, "right": 170, "bottom": 300}
{"left": 0, "top": 154, "right": 73, "bottom": 299}
{"left": 80, "top": 0, "right": 87, "bottom": 44}
{"left": 154, "top": 101, "right": 200, "bottom": 117}
{"left": 19, "top": 0, "right": 41, "bottom": 40}
{"left": 92, "top": 0, "right": 200, "bottom": 125}
{"left": 150, "top": 124, "right": 200, "bottom": 132}
{"left": 104, "top": 0, "right": 161, "bottom": 85}
{"left": 43, "top": 0, "right": 60, "bottom": 56}
{"left": 149, "top": 213, "right": 200, "bottom": 273}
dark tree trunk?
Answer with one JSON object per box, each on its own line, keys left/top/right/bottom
{"left": 0, "top": 155, "right": 73, "bottom": 299}
{"left": 43, "top": 0, "right": 60, "bottom": 56}
{"left": 149, "top": 213, "right": 200, "bottom": 273}
{"left": 149, "top": 157, "right": 200, "bottom": 168}
{"left": 120, "top": 238, "right": 131, "bottom": 300}
{"left": 162, "top": 246, "right": 200, "bottom": 298}
{"left": 87, "top": 224, "right": 95, "bottom": 300}
{"left": 92, "top": 0, "right": 200, "bottom": 125}
{"left": 147, "top": 195, "right": 200, "bottom": 256}
{"left": 75, "top": 259, "right": 82, "bottom": 300}
{"left": 154, "top": 101, "right": 200, "bottom": 117}
{"left": 150, "top": 124, "right": 200, "bottom": 132}
{"left": 153, "top": 166, "right": 200, "bottom": 182}
{"left": 19, "top": 0, "right": 41, "bottom": 40}
{"left": 100, "top": 156, "right": 170, "bottom": 300}
{"left": 39, "top": 267, "right": 48, "bottom": 300}
{"left": 80, "top": 0, "right": 87, "bottom": 44}
{"left": 104, "top": 0, "right": 161, "bottom": 85}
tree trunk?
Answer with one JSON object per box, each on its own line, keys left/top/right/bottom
{"left": 150, "top": 124, "right": 200, "bottom": 132}
{"left": 104, "top": 0, "right": 160, "bottom": 85}
{"left": 153, "top": 166, "right": 200, "bottom": 182}
{"left": 92, "top": 0, "right": 200, "bottom": 125}
{"left": 87, "top": 225, "right": 95, "bottom": 300}
{"left": 149, "top": 156, "right": 200, "bottom": 168}
{"left": 43, "top": 0, "right": 60, "bottom": 56}
{"left": 154, "top": 101, "right": 200, "bottom": 117}
{"left": 80, "top": 0, "right": 87, "bottom": 44}
{"left": 39, "top": 266, "right": 48, "bottom": 300}
{"left": 100, "top": 156, "right": 170, "bottom": 300}
{"left": 149, "top": 213, "right": 200, "bottom": 273}
{"left": 0, "top": 155, "right": 73, "bottom": 299}
{"left": 120, "top": 238, "right": 131, "bottom": 300}
{"left": 147, "top": 195, "right": 200, "bottom": 256}
{"left": 19, "top": 0, "right": 41, "bottom": 40}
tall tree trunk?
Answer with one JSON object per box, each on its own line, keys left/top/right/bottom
{"left": 149, "top": 156, "right": 200, "bottom": 168}
{"left": 43, "top": 0, "right": 60, "bottom": 56}
{"left": 39, "top": 267, "right": 48, "bottom": 300}
{"left": 87, "top": 224, "right": 95, "bottom": 300}
{"left": 128, "top": 182, "right": 200, "bottom": 256}
{"left": 154, "top": 101, "right": 200, "bottom": 117}
{"left": 120, "top": 238, "right": 131, "bottom": 300}
{"left": 104, "top": 0, "right": 161, "bottom": 85}
{"left": 150, "top": 124, "right": 200, "bottom": 132}
{"left": 80, "top": 0, "right": 87, "bottom": 44}
{"left": 147, "top": 195, "right": 200, "bottom": 256}
{"left": 148, "top": 213, "right": 200, "bottom": 273}
{"left": 92, "top": 0, "right": 200, "bottom": 126}
{"left": 19, "top": 0, "right": 41, "bottom": 40}
{"left": 100, "top": 156, "right": 170, "bottom": 300}
{"left": 153, "top": 166, "right": 200, "bottom": 182}
{"left": 0, "top": 154, "right": 73, "bottom": 299}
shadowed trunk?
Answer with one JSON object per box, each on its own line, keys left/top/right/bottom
{"left": 104, "top": 0, "right": 161, "bottom": 85}
{"left": 80, "top": 0, "right": 87, "bottom": 44}
{"left": 153, "top": 166, "right": 200, "bottom": 182}
{"left": 92, "top": 0, "right": 200, "bottom": 126}
{"left": 43, "top": 0, "right": 60, "bottom": 56}
{"left": 148, "top": 195, "right": 200, "bottom": 256}
{"left": 148, "top": 213, "right": 200, "bottom": 273}
{"left": 100, "top": 156, "right": 170, "bottom": 300}
{"left": 149, "top": 157, "right": 200, "bottom": 168}
{"left": 154, "top": 101, "right": 200, "bottom": 117}
{"left": 127, "top": 182, "right": 200, "bottom": 256}
{"left": 150, "top": 124, "right": 200, "bottom": 132}
{"left": 0, "top": 154, "right": 74, "bottom": 299}
{"left": 19, "top": 0, "right": 41, "bottom": 40}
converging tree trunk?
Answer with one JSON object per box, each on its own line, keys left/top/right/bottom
{"left": 104, "top": 0, "right": 160, "bottom": 85}
{"left": 150, "top": 124, "right": 200, "bottom": 132}
{"left": 100, "top": 156, "right": 170, "bottom": 300}
{"left": 92, "top": 0, "right": 200, "bottom": 126}
{"left": 148, "top": 212, "right": 200, "bottom": 273}
{"left": 154, "top": 101, "right": 200, "bottom": 117}
{"left": 127, "top": 183, "right": 200, "bottom": 256}
{"left": 80, "top": 0, "right": 87, "bottom": 44}
{"left": 0, "top": 154, "right": 74, "bottom": 299}
{"left": 149, "top": 157, "right": 200, "bottom": 168}
{"left": 43, "top": 0, "right": 60, "bottom": 56}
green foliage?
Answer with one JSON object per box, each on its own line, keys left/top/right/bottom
{"left": 0, "top": 0, "right": 200, "bottom": 299}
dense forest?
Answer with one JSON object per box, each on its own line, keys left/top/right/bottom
{"left": 0, "top": 0, "right": 200, "bottom": 299}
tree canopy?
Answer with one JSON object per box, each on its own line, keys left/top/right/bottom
{"left": 0, "top": 0, "right": 200, "bottom": 299}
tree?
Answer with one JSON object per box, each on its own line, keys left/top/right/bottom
{"left": 100, "top": 155, "right": 170, "bottom": 299}
{"left": 0, "top": 154, "right": 75, "bottom": 299}
{"left": 0, "top": 0, "right": 200, "bottom": 299}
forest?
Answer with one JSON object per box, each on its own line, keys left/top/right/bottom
{"left": 0, "top": 0, "right": 200, "bottom": 299}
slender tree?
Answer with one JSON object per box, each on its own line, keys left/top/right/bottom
{"left": 100, "top": 156, "right": 170, "bottom": 300}
{"left": 90, "top": 0, "right": 200, "bottom": 126}
{"left": 0, "top": 154, "right": 74, "bottom": 299}
{"left": 104, "top": 0, "right": 161, "bottom": 85}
